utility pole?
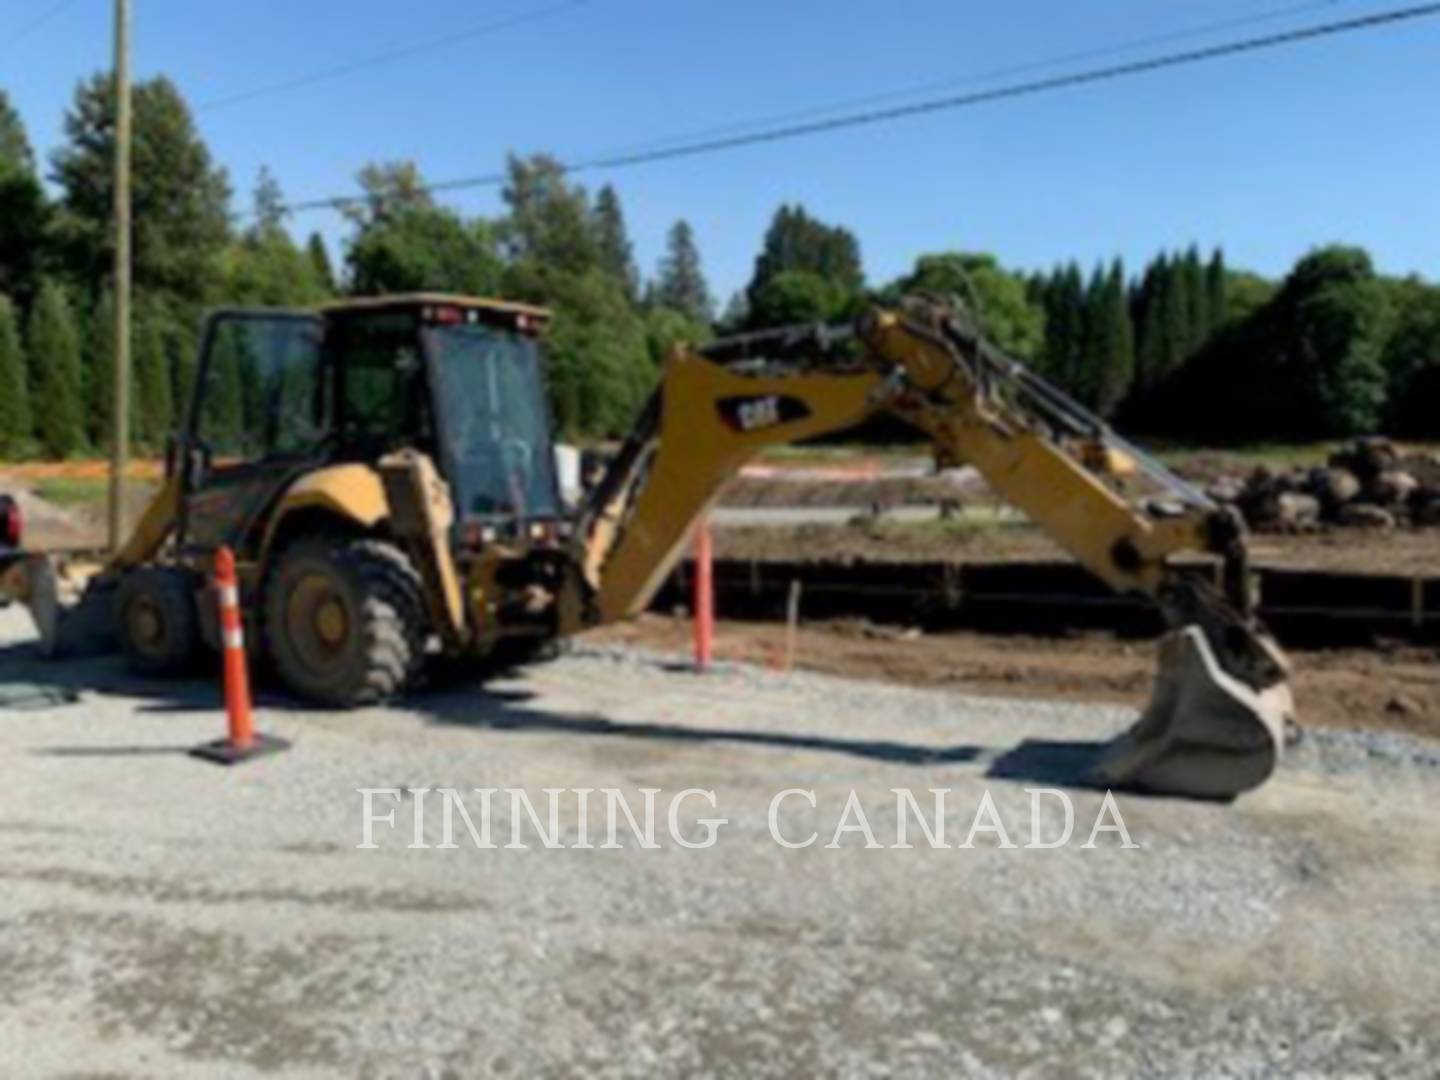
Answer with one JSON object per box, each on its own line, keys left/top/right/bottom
{"left": 108, "top": 0, "right": 132, "bottom": 551}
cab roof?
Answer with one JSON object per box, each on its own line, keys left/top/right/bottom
{"left": 320, "top": 293, "right": 551, "bottom": 322}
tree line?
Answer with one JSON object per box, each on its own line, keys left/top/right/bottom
{"left": 2, "top": 76, "right": 1439, "bottom": 458}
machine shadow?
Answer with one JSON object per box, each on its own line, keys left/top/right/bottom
{"left": 411, "top": 680, "right": 989, "bottom": 767}
{"left": 1, "top": 640, "right": 1137, "bottom": 788}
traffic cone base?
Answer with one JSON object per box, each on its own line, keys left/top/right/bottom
{"left": 189, "top": 733, "right": 292, "bottom": 766}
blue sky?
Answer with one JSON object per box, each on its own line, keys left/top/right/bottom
{"left": 3, "top": 0, "right": 1438, "bottom": 300}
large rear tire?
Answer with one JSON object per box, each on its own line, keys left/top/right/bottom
{"left": 115, "top": 567, "right": 201, "bottom": 676}
{"left": 263, "top": 537, "right": 426, "bottom": 707}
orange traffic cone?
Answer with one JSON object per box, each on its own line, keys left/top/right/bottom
{"left": 191, "top": 546, "right": 289, "bottom": 765}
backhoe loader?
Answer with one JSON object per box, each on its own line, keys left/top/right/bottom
{"left": 0, "top": 293, "right": 1292, "bottom": 799}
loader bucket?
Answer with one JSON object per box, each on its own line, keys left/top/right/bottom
{"left": 1092, "top": 626, "right": 1292, "bottom": 800}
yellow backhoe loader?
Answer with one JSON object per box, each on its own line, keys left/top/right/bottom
{"left": 0, "top": 293, "right": 1292, "bottom": 799}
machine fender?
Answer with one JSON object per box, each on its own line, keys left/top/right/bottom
{"left": 256, "top": 464, "right": 390, "bottom": 561}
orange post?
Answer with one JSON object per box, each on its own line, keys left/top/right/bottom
{"left": 694, "top": 518, "right": 713, "bottom": 670}
{"left": 215, "top": 546, "right": 253, "bottom": 749}
{"left": 190, "top": 545, "right": 288, "bottom": 765}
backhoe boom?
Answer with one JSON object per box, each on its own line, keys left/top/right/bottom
{"left": 573, "top": 296, "right": 1293, "bottom": 799}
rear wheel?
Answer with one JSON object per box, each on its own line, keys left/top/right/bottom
{"left": 115, "top": 567, "right": 201, "bottom": 675}
{"left": 263, "top": 537, "right": 426, "bottom": 707}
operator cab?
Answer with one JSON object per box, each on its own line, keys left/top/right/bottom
{"left": 176, "top": 294, "right": 560, "bottom": 555}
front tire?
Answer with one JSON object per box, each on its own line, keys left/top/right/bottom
{"left": 263, "top": 537, "right": 426, "bottom": 707}
{"left": 115, "top": 567, "right": 201, "bottom": 675}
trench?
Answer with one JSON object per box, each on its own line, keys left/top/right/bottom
{"left": 658, "top": 558, "right": 1440, "bottom": 648}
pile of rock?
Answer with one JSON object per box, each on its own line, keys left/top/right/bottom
{"left": 1206, "top": 438, "right": 1440, "bottom": 532}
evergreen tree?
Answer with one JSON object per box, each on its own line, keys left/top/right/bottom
{"left": 500, "top": 154, "right": 599, "bottom": 279}
{"left": 1180, "top": 246, "right": 1208, "bottom": 353}
{"left": 306, "top": 233, "right": 336, "bottom": 293}
{"left": 592, "top": 185, "right": 638, "bottom": 301}
{"left": 252, "top": 166, "right": 286, "bottom": 237}
{"left": 1205, "top": 249, "right": 1227, "bottom": 330}
{"left": 1159, "top": 257, "right": 1191, "bottom": 379}
{"left": 51, "top": 75, "right": 231, "bottom": 306}
{"left": 135, "top": 309, "right": 173, "bottom": 448}
{"left": 26, "top": 281, "right": 87, "bottom": 458}
{"left": 1040, "top": 263, "right": 1085, "bottom": 388}
{"left": 653, "top": 220, "right": 713, "bottom": 324}
{"left": 1083, "top": 260, "right": 1135, "bottom": 417}
{"left": 89, "top": 288, "right": 117, "bottom": 449}
{"left": 0, "top": 91, "right": 34, "bottom": 173}
{"left": 745, "top": 204, "right": 864, "bottom": 322}
{"left": 0, "top": 95, "right": 47, "bottom": 308}
{"left": 0, "top": 295, "right": 31, "bottom": 456}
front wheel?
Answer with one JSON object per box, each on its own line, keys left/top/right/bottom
{"left": 263, "top": 537, "right": 426, "bottom": 707}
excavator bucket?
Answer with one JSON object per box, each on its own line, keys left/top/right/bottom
{"left": 1092, "top": 626, "right": 1292, "bottom": 800}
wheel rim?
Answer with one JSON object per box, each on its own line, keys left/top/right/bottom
{"left": 285, "top": 572, "right": 354, "bottom": 675}
{"left": 126, "top": 596, "right": 167, "bottom": 658}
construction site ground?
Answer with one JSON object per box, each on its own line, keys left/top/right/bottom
{"left": 1, "top": 605, "right": 1437, "bottom": 1076}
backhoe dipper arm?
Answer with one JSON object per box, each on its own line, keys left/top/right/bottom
{"left": 573, "top": 297, "right": 1293, "bottom": 799}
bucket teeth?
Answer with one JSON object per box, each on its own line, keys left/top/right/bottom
{"left": 1093, "top": 626, "right": 1292, "bottom": 800}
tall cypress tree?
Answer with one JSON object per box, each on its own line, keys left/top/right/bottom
{"left": 1159, "top": 258, "right": 1190, "bottom": 380}
{"left": 1083, "top": 259, "right": 1136, "bottom": 417}
{"left": 89, "top": 288, "right": 116, "bottom": 448}
{"left": 0, "top": 295, "right": 31, "bottom": 456}
{"left": 654, "top": 220, "right": 713, "bottom": 325}
{"left": 1206, "top": 248, "right": 1227, "bottom": 329}
{"left": 592, "top": 185, "right": 638, "bottom": 302}
{"left": 306, "top": 233, "right": 336, "bottom": 294}
{"left": 1181, "top": 246, "right": 1208, "bottom": 353}
{"left": 135, "top": 310, "right": 173, "bottom": 449}
{"left": 27, "top": 281, "right": 86, "bottom": 458}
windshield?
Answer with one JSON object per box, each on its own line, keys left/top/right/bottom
{"left": 426, "top": 324, "right": 559, "bottom": 521}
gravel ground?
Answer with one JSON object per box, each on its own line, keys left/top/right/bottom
{"left": 0, "top": 607, "right": 1437, "bottom": 1078}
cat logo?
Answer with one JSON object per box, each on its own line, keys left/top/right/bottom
{"left": 717, "top": 395, "right": 810, "bottom": 433}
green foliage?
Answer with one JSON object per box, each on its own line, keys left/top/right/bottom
{"left": 1078, "top": 261, "right": 1134, "bottom": 417}
{"left": 1381, "top": 278, "right": 1440, "bottom": 436}
{"left": 0, "top": 162, "right": 48, "bottom": 311}
{"left": 593, "top": 185, "right": 638, "bottom": 301}
{"left": 748, "top": 270, "right": 855, "bottom": 327}
{"left": 51, "top": 75, "right": 231, "bottom": 304}
{"left": 501, "top": 154, "right": 599, "bottom": 280}
{"left": 0, "top": 295, "right": 31, "bottom": 456}
{"left": 306, "top": 234, "right": 336, "bottom": 293}
{"left": 652, "top": 220, "right": 713, "bottom": 325}
{"left": 745, "top": 205, "right": 863, "bottom": 326}
{"left": 542, "top": 269, "right": 652, "bottom": 437}
{"left": 88, "top": 288, "right": 116, "bottom": 448}
{"left": 26, "top": 281, "right": 86, "bottom": 458}
{"left": 346, "top": 206, "right": 502, "bottom": 298}
{"left": 892, "top": 253, "right": 1044, "bottom": 360}
{"left": 0, "top": 91, "right": 34, "bottom": 173}
{"left": 135, "top": 307, "right": 174, "bottom": 448}
{"left": 643, "top": 305, "right": 711, "bottom": 368}
{"left": 0, "top": 95, "right": 47, "bottom": 308}
{"left": 1281, "top": 247, "right": 1390, "bottom": 436}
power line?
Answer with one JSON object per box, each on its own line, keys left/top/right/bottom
{"left": 599, "top": 0, "right": 1355, "bottom": 160}
{"left": 283, "top": 2, "right": 1440, "bottom": 215}
{"left": 0, "top": 0, "right": 82, "bottom": 54}
{"left": 198, "top": 0, "right": 591, "bottom": 113}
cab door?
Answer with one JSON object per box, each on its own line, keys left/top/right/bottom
{"left": 179, "top": 311, "right": 330, "bottom": 555}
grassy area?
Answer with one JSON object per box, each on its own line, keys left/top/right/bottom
{"left": 32, "top": 476, "right": 111, "bottom": 508}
